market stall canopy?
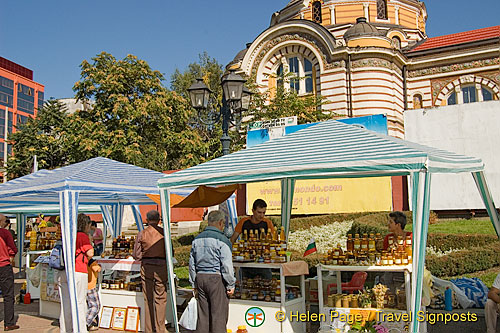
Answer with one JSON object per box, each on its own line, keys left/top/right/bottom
{"left": 158, "top": 120, "right": 484, "bottom": 189}
{"left": 0, "top": 204, "right": 102, "bottom": 216}
{"left": 0, "top": 157, "right": 166, "bottom": 205}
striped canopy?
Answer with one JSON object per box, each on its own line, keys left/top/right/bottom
{"left": 158, "top": 120, "right": 484, "bottom": 188}
{"left": 0, "top": 157, "right": 166, "bottom": 205}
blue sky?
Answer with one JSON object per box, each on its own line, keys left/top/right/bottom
{"left": 1, "top": 0, "right": 498, "bottom": 99}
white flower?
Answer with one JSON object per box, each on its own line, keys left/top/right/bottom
{"left": 288, "top": 221, "right": 354, "bottom": 253}
{"left": 425, "top": 246, "right": 464, "bottom": 257}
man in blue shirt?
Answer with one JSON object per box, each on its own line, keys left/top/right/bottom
{"left": 189, "top": 210, "right": 235, "bottom": 333}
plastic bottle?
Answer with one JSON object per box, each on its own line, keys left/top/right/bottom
{"left": 445, "top": 287, "right": 453, "bottom": 311}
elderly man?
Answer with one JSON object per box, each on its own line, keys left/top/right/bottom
{"left": 132, "top": 210, "right": 168, "bottom": 333}
{"left": 189, "top": 210, "right": 235, "bottom": 333}
{"left": 0, "top": 214, "right": 19, "bottom": 331}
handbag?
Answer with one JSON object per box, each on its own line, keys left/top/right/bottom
{"left": 179, "top": 295, "right": 198, "bottom": 330}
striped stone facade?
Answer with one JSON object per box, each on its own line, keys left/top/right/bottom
{"left": 230, "top": 0, "right": 500, "bottom": 140}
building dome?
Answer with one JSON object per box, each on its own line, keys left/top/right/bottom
{"left": 343, "top": 17, "right": 381, "bottom": 40}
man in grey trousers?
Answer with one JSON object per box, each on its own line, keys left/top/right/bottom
{"left": 189, "top": 210, "right": 235, "bottom": 333}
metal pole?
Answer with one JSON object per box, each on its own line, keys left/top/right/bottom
{"left": 220, "top": 97, "right": 231, "bottom": 156}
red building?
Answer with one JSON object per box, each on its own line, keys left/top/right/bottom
{"left": 0, "top": 57, "right": 44, "bottom": 182}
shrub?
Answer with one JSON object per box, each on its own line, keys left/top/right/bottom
{"left": 426, "top": 242, "right": 500, "bottom": 277}
{"left": 427, "top": 233, "right": 496, "bottom": 251}
{"left": 198, "top": 221, "right": 208, "bottom": 232}
{"left": 174, "top": 245, "right": 191, "bottom": 268}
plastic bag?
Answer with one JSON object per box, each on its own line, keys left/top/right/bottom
{"left": 28, "top": 263, "right": 42, "bottom": 287}
{"left": 179, "top": 296, "right": 197, "bottom": 330}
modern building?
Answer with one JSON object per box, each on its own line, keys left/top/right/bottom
{"left": 0, "top": 57, "right": 45, "bottom": 182}
{"left": 229, "top": 0, "right": 499, "bottom": 212}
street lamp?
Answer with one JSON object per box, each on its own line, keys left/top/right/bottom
{"left": 188, "top": 70, "right": 253, "bottom": 155}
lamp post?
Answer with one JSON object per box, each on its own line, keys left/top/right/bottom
{"left": 188, "top": 70, "right": 253, "bottom": 155}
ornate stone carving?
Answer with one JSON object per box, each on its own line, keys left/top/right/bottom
{"left": 351, "top": 58, "right": 401, "bottom": 73}
{"left": 251, "top": 33, "right": 334, "bottom": 75}
{"left": 408, "top": 58, "right": 500, "bottom": 78}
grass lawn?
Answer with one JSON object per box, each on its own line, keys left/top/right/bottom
{"left": 406, "top": 217, "right": 496, "bottom": 235}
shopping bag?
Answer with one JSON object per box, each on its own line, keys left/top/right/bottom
{"left": 179, "top": 296, "right": 198, "bottom": 330}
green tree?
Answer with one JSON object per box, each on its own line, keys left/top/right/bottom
{"left": 71, "top": 52, "right": 209, "bottom": 171}
{"left": 7, "top": 100, "right": 71, "bottom": 178}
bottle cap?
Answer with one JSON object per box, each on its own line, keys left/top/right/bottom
{"left": 238, "top": 326, "right": 246, "bottom": 329}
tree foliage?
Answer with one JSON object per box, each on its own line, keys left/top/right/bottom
{"left": 7, "top": 100, "right": 71, "bottom": 178}
{"left": 71, "top": 52, "right": 209, "bottom": 171}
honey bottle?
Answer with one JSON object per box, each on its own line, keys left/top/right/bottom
{"left": 346, "top": 234, "right": 354, "bottom": 251}
{"left": 279, "top": 226, "right": 286, "bottom": 243}
{"left": 243, "top": 229, "right": 248, "bottom": 241}
{"left": 353, "top": 234, "right": 361, "bottom": 251}
{"left": 405, "top": 235, "right": 413, "bottom": 263}
{"left": 368, "top": 233, "right": 376, "bottom": 252}
{"left": 375, "top": 233, "right": 384, "bottom": 252}
{"left": 361, "top": 233, "right": 369, "bottom": 251}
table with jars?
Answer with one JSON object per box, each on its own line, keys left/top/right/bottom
{"left": 229, "top": 227, "right": 307, "bottom": 333}
{"left": 316, "top": 233, "right": 413, "bottom": 332}
{"left": 97, "top": 235, "right": 174, "bottom": 331}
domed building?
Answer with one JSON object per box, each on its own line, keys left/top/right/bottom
{"left": 229, "top": 0, "right": 499, "bottom": 139}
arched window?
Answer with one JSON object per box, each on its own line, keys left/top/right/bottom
{"left": 445, "top": 84, "right": 496, "bottom": 105}
{"left": 312, "top": 1, "right": 322, "bottom": 23}
{"left": 276, "top": 56, "right": 315, "bottom": 95}
{"left": 377, "top": 0, "right": 388, "bottom": 20}
{"left": 413, "top": 94, "right": 422, "bottom": 109}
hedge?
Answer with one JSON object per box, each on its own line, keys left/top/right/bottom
{"left": 427, "top": 233, "right": 496, "bottom": 251}
{"left": 426, "top": 242, "right": 500, "bottom": 277}
{"left": 174, "top": 245, "right": 191, "bottom": 268}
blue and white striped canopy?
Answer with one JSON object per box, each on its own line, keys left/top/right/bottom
{"left": 0, "top": 157, "right": 167, "bottom": 205}
{"left": 158, "top": 120, "right": 484, "bottom": 188}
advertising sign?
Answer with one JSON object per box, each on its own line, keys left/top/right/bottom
{"left": 246, "top": 115, "right": 392, "bottom": 215}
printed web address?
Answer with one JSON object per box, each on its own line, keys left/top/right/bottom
{"left": 260, "top": 185, "right": 343, "bottom": 195}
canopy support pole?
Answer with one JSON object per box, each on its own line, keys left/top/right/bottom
{"left": 160, "top": 188, "right": 179, "bottom": 333}
{"left": 59, "top": 190, "right": 83, "bottom": 333}
{"left": 472, "top": 171, "right": 500, "bottom": 237}
{"left": 131, "top": 205, "right": 144, "bottom": 232}
{"left": 112, "top": 204, "right": 124, "bottom": 237}
{"left": 16, "top": 213, "right": 26, "bottom": 270}
{"left": 410, "top": 171, "right": 431, "bottom": 333}
{"left": 281, "top": 178, "right": 295, "bottom": 239}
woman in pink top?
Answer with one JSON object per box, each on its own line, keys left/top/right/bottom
{"left": 90, "top": 221, "right": 103, "bottom": 256}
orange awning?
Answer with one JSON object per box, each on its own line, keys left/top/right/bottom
{"left": 172, "top": 185, "right": 238, "bottom": 208}
{"left": 146, "top": 193, "right": 185, "bottom": 207}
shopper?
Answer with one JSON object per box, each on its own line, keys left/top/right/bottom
{"left": 0, "top": 214, "right": 19, "bottom": 331}
{"left": 86, "top": 258, "right": 102, "bottom": 331}
{"left": 189, "top": 210, "right": 235, "bottom": 333}
{"left": 57, "top": 213, "right": 94, "bottom": 333}
{"left": 90, "top": 221, "right": 104, "bottom": 256}
{"left": 132, "top": 210, "right": 168, "bottom": 333}
{"left": 486, "top": 272, "right": 500, "bottom": 333}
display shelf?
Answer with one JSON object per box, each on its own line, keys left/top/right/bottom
{"left": 233, "top": 262, "right": 283, "bottom": 269}
{"left": 100, "top": 289, "right": 142, "bottom": 297}
{"left": 228, "top": 261, "right": 306, "bottom": 333}
{"left": 317, "top": 264, "right": 412, "bottom": 332}
{"left": 319, "top": 264, "right": 412, "bottom": 272}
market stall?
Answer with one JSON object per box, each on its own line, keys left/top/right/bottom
{"left": 0, "top": 157, "right": 188, "bottom": 333}
{"left": 157, "top": 120, "right": 500, "bottom": 333}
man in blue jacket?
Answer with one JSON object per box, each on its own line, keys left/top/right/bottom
{"left": 189, "top": 210, "right": 235, "bottom": 333}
